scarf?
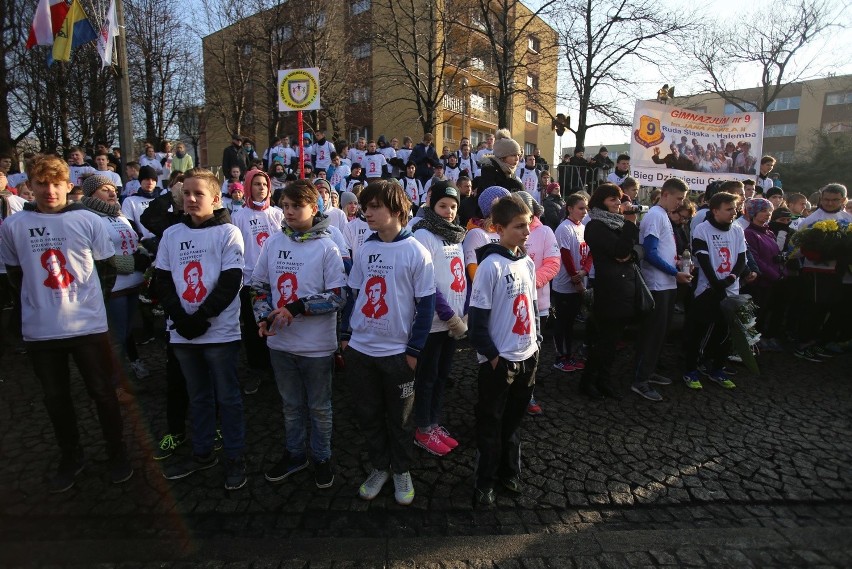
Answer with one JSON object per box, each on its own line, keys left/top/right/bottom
{"left": 588, "top": 207, "right": 624, "bottom": 231}
{"left": 81, "top": 196, "right": 122, "bottom": 217}
{"left": 415, "top": 206, "right": 466, "bottom": 243}
{"left": 708, "top": 216, "right": 732, "bottom": 231}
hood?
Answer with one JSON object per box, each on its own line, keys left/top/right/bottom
{"left": 135, "top": 187, "right": 160, "bottom": 199}
{"left": 282, "top": 212, "right": 333, "bottom": 242}
{"left": 182, "top": 207, "right": 232, "bottom": 228}
{"left": 475, "top": 242, "right": 527, "bottom": 264}
{"left": 365, "top": 228, "right": 413, "bottom": 243}
{"left": 244, "top": 169, "right": 272, "bottom": 210}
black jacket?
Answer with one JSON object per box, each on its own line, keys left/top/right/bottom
{"left": 542, "top": 194, "right": 566, "bottom": 231}
{"left": 584, "top": 216, "right": 640, "bottom": 320}
{"left": 475, "top": 157, "right": 524, "bottom": 193}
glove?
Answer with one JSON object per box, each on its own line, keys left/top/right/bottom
{"left": 173, "top": 312, "right": 211, "bottom": 340}
{"left": 133, "top": 250, "right": 153, "bottom": 272}
{"left": 447, "top": 314, "right": 468, "bottom": 339}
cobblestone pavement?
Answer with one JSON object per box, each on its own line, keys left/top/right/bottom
{"left": 1, "top": 319, "right": 851, "bottom": 567}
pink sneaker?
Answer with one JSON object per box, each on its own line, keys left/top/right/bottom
{"left": 567, "top": 357, "right": 585, "bottom": 370}
{"left": 414, "top": 429, "right": 451, "bottom": 456}
{"left": 552, "top": 358, "right": 577, "bottom": 372}
{"left": 434, "top": 426, "right": 458, "bottom": 449}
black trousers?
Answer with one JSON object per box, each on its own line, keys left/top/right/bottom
{"left": 551, "top": 290, "right": 582, "bottom": 357}
{"left": 683, "top": 289, "right": 729, "bottom": 372}
{"left": 581, "top": 314, "right": 630, "bottom": 393}
{"left": 27, "top": 332, "right": 126, "bottom": 460}
{"left": 474, "top": 353, "right": 537, "bottom": 489}
{"left": 166, "top": 342, "right": 189, "bottom": 435}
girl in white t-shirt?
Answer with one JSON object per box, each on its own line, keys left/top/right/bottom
{"left": 463, "top": 186, "right": 510, "bottom": 281}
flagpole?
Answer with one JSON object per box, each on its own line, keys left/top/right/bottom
{"left": 113, "top": 0, "right": 134, "bottom": 182}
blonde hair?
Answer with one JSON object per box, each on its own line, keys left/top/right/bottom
{"left": 27, "top": 154, "right": 70, "bottom": 184}
{"left": 183, "top": 168, "right": 221, "bottom": 198}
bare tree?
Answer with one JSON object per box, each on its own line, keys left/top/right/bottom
{"left": 552, "top": 0, "right": 695, "bottom": 149}
{"left": 0, "top": 0, "right": 27, "bottom": 147}
{"left": 693, "top": 0, "right": 840, "bottom": 112}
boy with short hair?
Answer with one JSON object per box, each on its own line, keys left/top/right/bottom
{"left": 123, "top": 161, "right": 141, "bottom": 199}
{"left": 606, "top": 154, "right": 630, "bottom": 186}
{"left": 155, "top": 168, "right": 248, "bottom": 490}
{"left": 121, "top": 165, "right": 161, "bottom": 240}
{"left": 0, "top": 154, "right": 131, "bottom": 493}
{"left": 468, "top": 194, "right": 541, "bottom": 507}
{"left": 342, "top": 179, "right": 436, "bottom": 506}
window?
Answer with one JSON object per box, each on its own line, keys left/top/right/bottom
{"left": 274, "top": 25, "right": 292, "bottom": 42}
{"left": 349, "top": 127, "right": 369, "bottom": 143}
{"left": 352, "top": 42, "right": 371, "bottom": 59}
{"left": 826, "top": 92, "right": 852, "bottom": 105}
{"left": 528, "top": 35, "right": 540, "bottom": 52}
{"left": 470, "top": 129, "right": 488, "bottom": 147}
{"left": 525, "top": 109, "right": 538, "bottom": 124}
{"left": 774, "top": 151, "right": 795, "bottom": 164}
{"left": 766, "top": 96, "right": 801, "bottom": 112}
{"left": 526, "top": 73, "right": 539, "bottom": 90}
{"left": 470, "top": 57, "right": 485, "bottom": 71}
{"left": 524, "top": 142, "right": 537, "bottom": 156}
{"left": 823, "top": 121, "right": 852, "bottom": 133}
{"left": 764, "top": 123, "right": 798, "bottom": 137}
{"left": 443, "top": 124, "right": 454, "bottom": 142}
{"left": 350, "top": 86, "right": 370, "bottom": 104}
{"left": 351, "top": 0, "right": 370, "bottom": 15}
{"left": 724, "top": 102, "right": 757, "bottom": 115}
{"left": 469, "top": 92, "right": 486, "bottom": 112}
{"left": 304, "top": 11, "right": 326, "bottom": 29}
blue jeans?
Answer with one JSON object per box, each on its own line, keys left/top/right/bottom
{"left": 173, "top": 341, "right": 245, "bottom": 459}
{"left": 107, "top": 293, "right": 139, "bottom": 388}
{"left": 269, "top": 350, "right": 333, "bottom": 462}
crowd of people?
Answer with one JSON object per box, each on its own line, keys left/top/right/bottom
{"left": 0, "top": 127, "right": 849, "bottom": 509}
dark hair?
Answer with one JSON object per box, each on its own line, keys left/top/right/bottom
{"left": 709, "top": 191, "right": 739, "bottom": 210}
{"left": 616, "top": 154, "right": 630, "bottom": 163}
{"left": 742, "top": 179, "right": 755, "bottom": 186}
{"left": 566, "top": 194, "right": 587, "bottom": 208}
{"left": 358, "top": 179, "right": 411, "bottom": 224}
{"left": 719, "top": 180, "right": 744, "bottom": 194}
{"left": 491, "top": 194, "right": 531, "bottom": 227}
{"left": 661, "top": 178, "right": 689, "bottom": 194}
{"left": 282, "top": 179, "right": 319, "bottom": 206}
{"left": 760, "top": 155, "right": 776, "bottom": 165}
{"left": 620, "top": 176, "right": 638, "bottom": 190}
{"left": 588, "top": 183, "right": 623, "bottom": 210}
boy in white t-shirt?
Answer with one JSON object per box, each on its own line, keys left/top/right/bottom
{"left": 251, "top": 179, "right": 347, "bottom": 489}
{"left": 0, "top": 154, "right": 131, "bottom": 493}
{"left": 468, "top": 194, "right": 541, "bottom": 508}
{"left": 341, "top": 179, "right": 436, "bottom": 506}
{"left": 633, "top": 178, "right": 692, "bottom": 402}
{"left": 155, "top": 168, "right": 248, "bottom": 490}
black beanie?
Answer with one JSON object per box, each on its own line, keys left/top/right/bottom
{"left": 429, "top": 181, "right": 460, "bottom": 209}
{"left": 138, "top": 165, "right": 158, "bottom": 182}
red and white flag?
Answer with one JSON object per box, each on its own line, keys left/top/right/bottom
{"left": 97, "top": 0, "right": 119, "bottom": 67}
{"left": 25, "top": 0, "right": 69, "bottom": 49}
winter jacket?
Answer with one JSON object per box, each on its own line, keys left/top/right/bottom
{"left": 584, "top": 216, "right": 641, "bottom": 320}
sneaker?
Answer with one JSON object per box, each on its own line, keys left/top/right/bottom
{"left": 794, "top": 347, "right": 823, "bottom": 362}
{"left": 702, "top": 369, "right": 736, "bottom": 389}
{"left": 392, "top": 471, "right": 415, "bottom": 505}
{"left": 109, "top": 457, "right": 134, "bottom": 484}
{"left": 314, "top": 459, "right": 334, "bottom": 489}
{"left": 264, "top": 453, "right": 309, "bottom": 483}
{"left": 130, "top": 360, "right": 150, "bottom": 379}
{"left": 682, "top": 371, "right": 703, "bottom": 390}
{"left": 567, "top": 357, "right": 585, "bottom": 370}
{"left": 648, "top": 373, "right": 672, "bottom": 385}
{"left": 49, "top": 454, "right": 85, "bottom": 493}
{"left": 811, "top": 345, "right": 834, "bottom": 359}
{"left": 153, "top": 433, "right": 185, "bottom": 461}
{"left": 698, "top": 362, "right": 739, "bottom": 376}
{"left": 163, "top": 453, "right": 218, "bottom": 480}
{"left": 526, "top": 398, "right": 543, "bottom": 416}
{"left": 136, "top": 336, "right": 156, "bottom": 346}
{"left": 553, "top": 358, "right": 576, "bottom": 372}
{"left": 115, "top": 387, "right": 133, "bottom": 405}
{"left": 243, "top": 376, "right": 261, "bottom": 395}
{"left": 434, "top": 426, "right": 458, "bottom": 449}
{"left": 473, "top": 486, "right": 495, "bottom": 508}
{"left": 631, "top": 382, "right": 663, "bottom": 402}
{"left": 359, "top": 469, "right": 390, "bottom": 500}
{"left": 414, "top": 429, "right": 451, "bottom": 456}
{"left": 224, "top": 457, "right": 247, "bottom": 490}
{"left": 214, "top": 429, "right": 223, "bottom": 451}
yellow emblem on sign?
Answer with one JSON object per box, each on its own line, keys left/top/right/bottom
{"left": 633, "top": 115, "right": 665, "bottom": 148}
{"left": 278, "top": 69, "right": 319, "bottom": 111}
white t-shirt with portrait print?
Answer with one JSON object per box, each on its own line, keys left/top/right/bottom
{"left": 68, "top": 164, "right": 96, "bottom": 187}
{"left": 639, "top": 204, "right": 678, "bottom": 291}
{"left": 469, "top": 250, "right": 538, "bottom": 363}
{"left": 524, "top": 222, "right": 559, "bottom": 313}
{"left": 0, "top": 208, "right": 115, "bottom": 341}
{"left": 250, "top": 231, "right": 346, "bottom": 358}
{"left": 462, "top": 226, "right": 500, "bottom": 267}
{"left": 414, "top": 228, "right": 466, "bottom": 332}
{"left": 155, "top": 222, "right": 244, "bottom": 344}
{"left": 347, "top": 236, "right": 435, "bottom": 357}
{"left": 99, "top": 214, "right": 145, "bottom": 292}
{"left": 692, "top": 220, "right": 747, "bottom": 298}
{"left": 231, "top": 206, "right": 284, "bottom": 282}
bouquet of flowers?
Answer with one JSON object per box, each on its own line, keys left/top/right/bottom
{"left": 720, "top": 294, "right": 760, "bottom": 374}
{"left": 790, "top": 219, "right": 851, "bottom": 262}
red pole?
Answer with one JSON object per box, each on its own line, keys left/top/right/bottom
{"left": 297, "top": 111, "right": 305, "bottom": 179}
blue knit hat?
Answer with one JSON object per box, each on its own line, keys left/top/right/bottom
{"left": 478, "top": 186, "right": 510, "bottom": 217}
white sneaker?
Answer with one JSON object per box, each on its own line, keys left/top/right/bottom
{"left": 358, "top": 469, "right": 389, "bottom": 500}
{"left": 130, "top": 360, "right": 150, "bottom": 379}
{"left": 392, "top": 471, "right": 415, "bottom": 506}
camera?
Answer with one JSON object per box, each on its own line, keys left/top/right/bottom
{"left": 624, "top": 204, "right": 650, "bottom": 215}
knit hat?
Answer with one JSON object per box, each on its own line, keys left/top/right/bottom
{"left": 492, "top": 129, "right": 521, "bottom": 159}
{"left": 229, "top": 182, "right": 244, "bottom": 196}
{"left": 429, "top": 181, "right": 460, "bottom": 209}
{"left": 771, "top": 207, "right": 792, "bottom": 221}
{"left": 745, "top": 197, "right": 773, "bottom": 219}
{"left": 82, "top": 174, "right": 116, "bottom": 197}
{"left": 515, "top": 191, "right": 544, "bottom": 218}
{"left": 340, "top": 191, "right": 358, "bottom": 209}
{"left": 314, "top": 178, "right": 332, "bottom": 192}
{"left": 546, "top": 182, "right": 561, "bottom": 195}
{"left": 478, "top": 186, "right": 510, "bottom": 218}
{"left": 765, "top": 186, "right": 783, "bottom": 199}
{"left": 138, "top": 165, "right": 158, "bottom": 182}
{"left": 574, "top": 146, "right": 585, "bottom": 155}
